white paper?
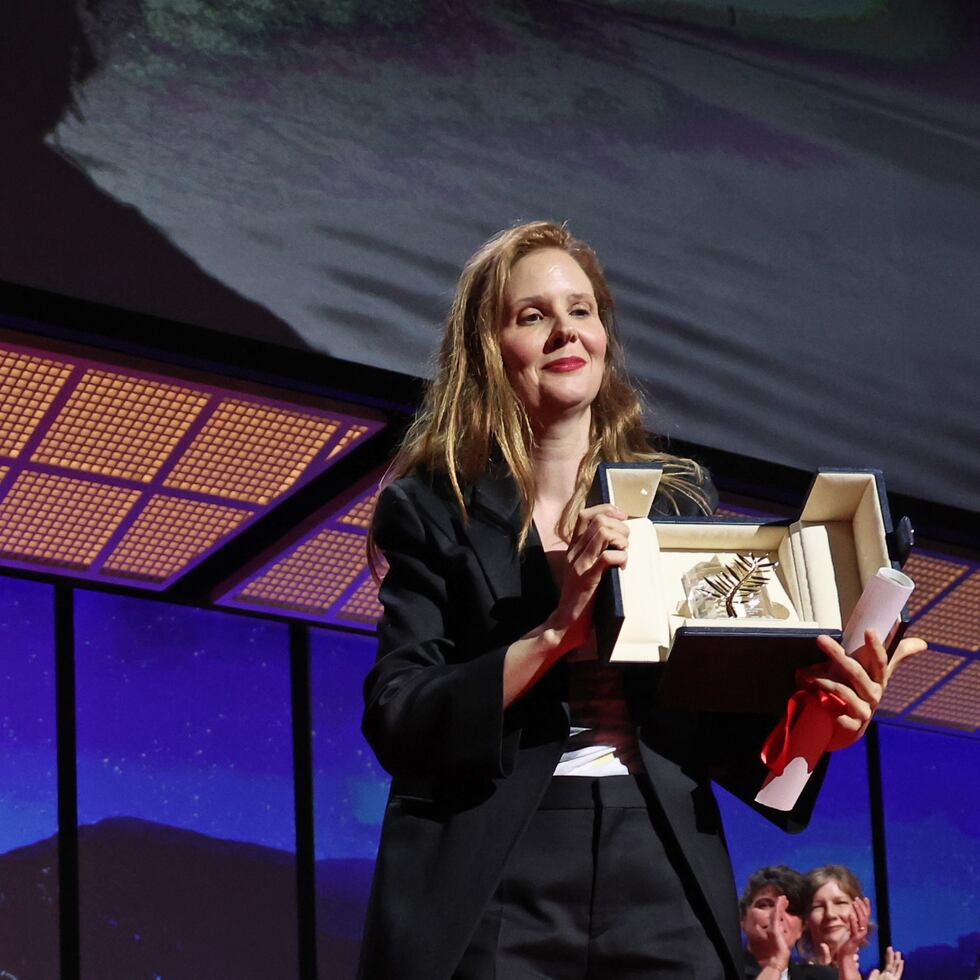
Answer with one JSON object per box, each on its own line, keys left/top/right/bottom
{"left": 841, "top": 566, "right": 914, "bottom": 653}
{"left": 754, "top": 757, "right": 811, "bottom": 811}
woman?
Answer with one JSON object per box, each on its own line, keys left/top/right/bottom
{"left": 739, "top": 866, "right": 837, "bottom": 979}
{"left": 359, "top": 221, "right": 924, "bottom": 980}
{"left": 804, "top": 865, "right": 904, "bottom": 980}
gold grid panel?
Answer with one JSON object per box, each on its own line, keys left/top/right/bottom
{"left": 338, "top": 570, "right": 385, "bottom": 624}
{"left": 32, "top": 369, "right": 211, "bottom": 482}
{"left": 238, "top": 528, "right": 367, "bottom": 614}
{"left": 165, "top": 400, "right": 340, "bottom": 505}
{"left": 903, "top": 551, "right": 972, "bottom": 618}
{"left": 0, "top": 471, "right": 140, "bottom": 568}
{"left": 877, "top": 649, "right": 964, "bottom": 716}
{"left": 911, "top": 570, "right": 980, "bottom": 652}
{"left": 0, "top": 348, "right": 74, "bottom": 458}
{"left": 338, "top": 490, "right": 379, "bottom": 529}
{"left": 327, "top": 423, "right": 370, "bottom": 459}
{"left": 908, "top": 660, "right": 980, "bottom": 732}
{"left": 104, "top": 495, "right": 253, "bottom": 582}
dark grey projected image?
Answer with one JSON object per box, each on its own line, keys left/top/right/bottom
{"left": 2, "top": 0, "right": 978, "bottom": 512}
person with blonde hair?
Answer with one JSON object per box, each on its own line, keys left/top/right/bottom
{"left": 359, "top": 220, "right": 924, "bottom": 980}
{"left": 739, "top": 865, "right": 837, "bottom": 979}
{"left": 804, "top": 865, "right": 904, "bottom": 980}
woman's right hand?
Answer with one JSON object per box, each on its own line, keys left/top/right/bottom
{"left": 503, "top": 503, "right": 628, "bottom": 708}
{"left": 547, "top": 503, "right": 629, "bottom": 654}
{"left": 832, "top": 897, "right": 872, "bottom": 980}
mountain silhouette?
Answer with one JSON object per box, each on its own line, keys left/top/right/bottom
{"left": 0, "top": 817, "right": 373, "bottom": 979}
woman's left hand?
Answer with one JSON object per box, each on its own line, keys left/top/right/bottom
{"left": 796, "top": 630, "right": 926, "bottom": 752}
{"left": 870, "top": 945, "right": 904, "bottom": 980}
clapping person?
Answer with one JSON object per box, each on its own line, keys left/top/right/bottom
{"left": 740, "top": 866, "right": 837, "bottom": 979}
{"left": 804, "top": 865, "right": 904, "bottom": 980}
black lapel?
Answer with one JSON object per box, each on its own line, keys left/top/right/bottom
{"left": 463, "top": 467, "right": 524, "bottom": 603}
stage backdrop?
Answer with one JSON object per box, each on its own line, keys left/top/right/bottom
{"left": 2, "top": 0, "right": 979, "bottom": 512}
{"left": 1, "top": 579, "right": 977, "bottom": 977}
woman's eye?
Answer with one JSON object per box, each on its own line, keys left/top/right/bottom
{"left": 518, "top": 311, "right": 542, "bottom": 325}
{"left": 571, "top": 306, "right": 591, "bottom": 317}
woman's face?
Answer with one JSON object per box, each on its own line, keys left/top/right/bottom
{"left": 741, "top": 884, "right": 804, "bottom": 951}
{"left": 499, "top": 248, "right": 607, "bottom": 428}
{"left": 807, "top": 878, "right": 855, "bottom": 954}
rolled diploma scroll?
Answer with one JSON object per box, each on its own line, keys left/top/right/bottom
{"left": 754, "top": 567, "right": 914, "bottom": 811}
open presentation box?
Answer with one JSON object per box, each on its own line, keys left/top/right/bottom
{"left": 588, "top": 463, "right": 912, "bottom": 712}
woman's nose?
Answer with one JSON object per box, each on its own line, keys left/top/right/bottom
{"left": 544, "top": 315, "right": 576, "bottom": 351}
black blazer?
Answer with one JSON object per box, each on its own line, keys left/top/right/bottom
{"left": 359, "top": 467, "right": 828, "bottom": 980}
{"left": 744, "top": 951, "right": 839, "bottom": 979}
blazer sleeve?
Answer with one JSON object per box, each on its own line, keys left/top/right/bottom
{"left": 361, "top": 481, "right": 516, "bottom": 782}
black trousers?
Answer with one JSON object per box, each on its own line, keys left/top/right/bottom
{"left": 454, "top": 775, "right": 729, "bottom": 980}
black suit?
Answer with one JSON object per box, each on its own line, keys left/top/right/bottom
{"left": 743, "top": 951, "right": 839, "bottom": 979}
{"left": 359, "top": 467, "right": 828, "bottom": 980}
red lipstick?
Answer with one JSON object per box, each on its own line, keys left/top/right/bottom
{"left": 543, "top": 357, "right": 586, "bottom": 372}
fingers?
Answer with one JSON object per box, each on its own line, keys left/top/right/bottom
{"left": 773, "top": 895, "right": 792, "bottom": 954}
{"left": 891, "top": 949, "right": 904, "bottom": 979}
{"left": 800, "top": 668, "right": 874, "bottom": 734}
{"left": 813, "top": 632, "right": 884, "bottom": 709}
{"left": 568, "top": 506, "right": 629, "bottom": 579}
{"left": 818, "top": 942, "right": 833, "bottom": 966}
{"left": 861, "top": 628, "right": 889, "bottom": 687}
{"left": 849, "top": 897, "right": 871, "bottom": 950}
{"left": 885, "top": 637, "right": 927, "bottom": 683}
{"left": 856, "top": 896, "right": 871, "bottom": 929}
{"left": 883, "top": 945, "right": 904, "bottom": 979}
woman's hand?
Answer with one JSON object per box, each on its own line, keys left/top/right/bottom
{"left": 870, "top": 945, "right": 904, "bottom": 980}
{"left": 754, "top": 894, "right": 795, "bottom": 975}
{"left": 795, "top": 630, "right": 926, "bottom": 752}
{"left": 546, "top": 503, "right": 629, "bottom": 654}
{"left": 502, "top": 504, "right": 628, "bottom": 707}
{"left": 831, "top": 896, "right": 872, "bottom": 980}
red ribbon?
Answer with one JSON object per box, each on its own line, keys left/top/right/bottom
{"left": 760, "top": 688, "right": 848, "bottom": 776}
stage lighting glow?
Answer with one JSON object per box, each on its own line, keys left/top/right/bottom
{"left": 104, "top": 495, "right": 253, "bottom": 581}
{"left": 337, "top": 490, "right": 378, "bottom": 529}
{"left": 911, "top": 570, "right": 980, "bottom": 652}
{"left": 0, "top": 337, "right": 384, "bottom": 589}
{"left": 164, "top": 400, "right": 340, "bottom": 505}
{"left": 327, "top": 423, "right": 370, "bottom": 459}
{"left": 0, "top": 471, "right": 140, "bottom": 568}
{"left": 902, "top": 551, "right": 973, "bottom": 618}
{"left": 909, "top": 660, "right": 980, "bottom": 732}
{"left": 338, "top": 570, "right": 385, "bottom": 624}
{"left": 237, "top": 528, "right": 367, "bottom": 614}
{"left": 0, "top": 348, "right": 74, "bottom": 458}
{"left": 877, "top": 649, "right": 964, "bottom": 716}
{"left": 32, "top": 370, "right": 211, "bottom": 482}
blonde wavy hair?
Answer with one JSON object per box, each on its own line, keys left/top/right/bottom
{"left": 371, "top": 220, "right": 709, "bottom": 570}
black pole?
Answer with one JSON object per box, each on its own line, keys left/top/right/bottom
{"left": 290, "top": 622, "right": 319, "bottom": 980}
{"left": 866, "top": 722, "right": 891, "bottom": 964}
{"left": 55, "top": 584, "right": 80, "bottom": 980}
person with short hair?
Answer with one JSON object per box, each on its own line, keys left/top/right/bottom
{"left": 740, "top": 865, "right": 838, "bottom": 979}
